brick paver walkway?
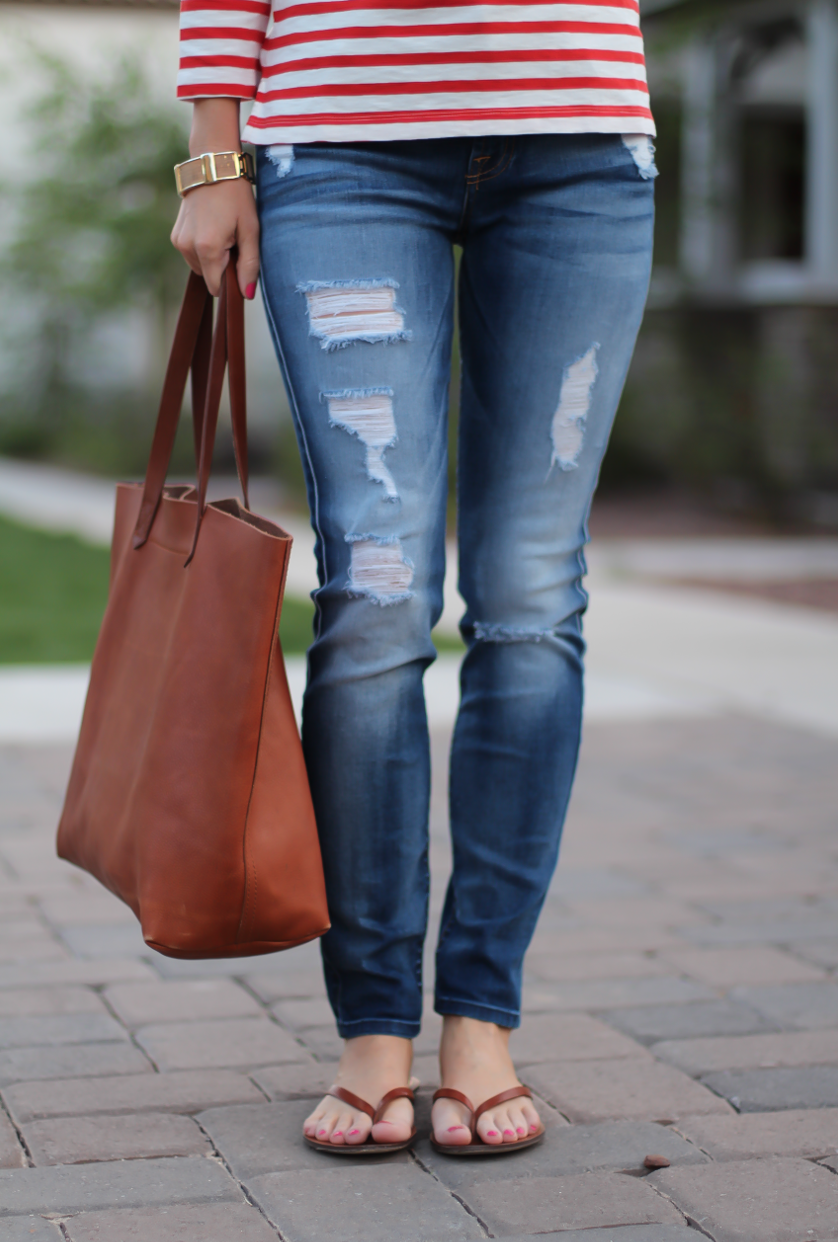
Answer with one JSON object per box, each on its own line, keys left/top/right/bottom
{"left": 1, "top": 713, "right": 837, "bottom": 1241}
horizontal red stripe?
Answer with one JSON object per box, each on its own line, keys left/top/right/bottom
{"left": 177, "top": 84, "right": 257, "bottom": 97}
{"left": 181, "top": 24, "right": 266, "bottom": 40}
{"left": 181, "top": 54, "right": 261, "bottom": 68}
{"left": 261, "top": 46, "right": 644, "bottom": 74}
{"left": 274, "top": 0, "right": 639, "bottom": 21}
{"left": 246, "top": 101, "right": 652, "bottom": 124}
{"left": 257, "top": 74, "right": 647, "bottom": 98}
{"left": 264, "top": 20, "right": 642, "bottom": 50}
{"left": 181, "top": 0, "right": 268, "bottom": 11}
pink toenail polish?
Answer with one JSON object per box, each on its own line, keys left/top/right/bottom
{"left": 348, "top": 1129, "right": 360, "bottom": 1136}
{"left": 517, "top": 1127, "right": 527, "bottom": 1134}
{"left": 503, "top": 1129, "right": 515, "bottom": 1136}
{"left": 318, "top": 1129, "right": 327, "bottom": 1136}
{"left": 530, "top": 1123, "right": 539, "bottom": 1131}
{"left": 487, "top": 1130, "right": 499, "bottom": 1137}
{"left": 333, "top": 1131, "right": 343, "bottom": 1137}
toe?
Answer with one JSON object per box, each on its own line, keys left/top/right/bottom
{"left": 329, "top": 1110, "right": 354, "bottom": 1145}
{"left": 522, "top": 1099, "right": 542, "bottom": 1135}
{"left": 303, "top": 1102, "right": 327, "bottom": 1137}
{"left": 432, "top": 1100, "right": 472, "bottom": 1147}
{"left": 344, "top": 1112, "right": 373, "bottom": 1145}
{"left": 475, "top": 1109, "right": 504, "bottom": 1145}
{"left": 507, "top": 1104, "right": 528, "bottom": 1139}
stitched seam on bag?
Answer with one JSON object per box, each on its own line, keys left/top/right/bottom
{"left": 236, "top": 539, "right": 290, "bottom": 945}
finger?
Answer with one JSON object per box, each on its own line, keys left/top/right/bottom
{"left": 195, "top": 239, "right": 231, "bottom": 297}
{"left": 170, "top": 225, "right": 203, "bottom": 277}
{"left": 236, "top": 217, "right": 261, "bottom": 300}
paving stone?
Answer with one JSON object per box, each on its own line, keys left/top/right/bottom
{"left": 652, "top": 1029, "right": 838, "bottom": 1075}
{"left": 248, "top": 1164, "right": 483, "bottom": 1242}
{"left": 23, "top": 1112, "right": 210, "bottom": 1166}
{"left": 795, "top": 939, "right": 838, "bottom": 969}
{"left": 478, "top": 1231, "right": 698, "bottom": 1242}
{"left": 731, "top": 982, "right": 838, "bottom": 1029}
{"left": 527, "top": 926, "right": 685, "bottom": 955}
{"left": 198, "top": 1099, "right": 411, "bottom": 1177}
{"left": 0, "top": 1156, "right": 240, "bottom": 1217}
{"left": 524, "top": 950, "right": 671, "bottom": 983}
{"left": 456, "top": 1170, "right": 685, "bottom": 1236}
{"left": 105, "top": 980, "right": 263, "bottom": 1026}
{"left": 58, "top": 923, "right": 150, "bottom": 959}
{"left": 562, "top": 897, "right": 708, "bottom": 928}
{"left": 3, "top": 1069, "right": 264, "bottom": 1124}
{"left": 510, "top": 1013, "right": 651, "bottom": 1064}
{"left": 659, "top": 945, "right": 828, "bottom": 986}
{"left": 251, "top": 1063, "right": 337, "bottom": 1101}
{"left": 0, "top": 1218, "right": 63, "bottom": 1240}
{"left": 61, "top": 1202, "right": 282, "bottom": 1241}
{"left": 415, "top": 1119, "right": 707, "bottom": 1189}
{"left": 0, "top": 960, "right": 155, "bottom": 989}
{"left": 0, "top": 1107, "right": 24, "bottom": 1168}
{"left": 651, "top": 1156, "right": 838, "bottom": 1242}
{"left": 292, "top": 1027, "right": 343, "bottom": 1060}
{"left": 244, "top": 970, "right": 327, "bottom": 1003}
{"left": 701, "top": 1065, "right": 838, "bottom": 1111}
{"left": 603, "top": 1000, "right": 775, "bottom": 1045}
{"left": 39, "top": 893, "right": 139, "bottom": 927}
{"left": 673, "top": 1108, "right": 838, "bottom": 1160}
{"left": 0, "top": 1014, "right": 128, "bottom": 1050}
{"left": 150, "top": 953, "right": 321, "bottom": 980}
{"left": 271, "top": 998, "right": 333, "bottom": 1030}
{"left": 523, "top": 976, "right": 714, "bottom": 1013}
{"left": 526, "top": 1057, "right": 733, "bottom": 1123}
{"left": 0, "top": 1042, "right": 151, "bottom": 1087}
{"left": 0, "top": 987, "right": 105, "bottom": 1018}
{"left": 136, "top": 1018, "right": 309, "bottom": 1071}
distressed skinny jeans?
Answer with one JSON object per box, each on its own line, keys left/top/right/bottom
{"left": 257, "top": 133, "right": 655, "bottom": 1037}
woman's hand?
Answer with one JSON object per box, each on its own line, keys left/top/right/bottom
{"left": 170, "top": 98, "right": 260, "bottom": 299}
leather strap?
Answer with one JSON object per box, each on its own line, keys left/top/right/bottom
{"left": 432, "top": 1087, "right": 475, "bottom": 1114}
{"left": 373, "top": 1086, "right": 415, "bottom": 1125}
{"left": 326, "top": 1084, "right": 415, "bottom": 1124}
{"left": 133, "top": 258, "right": 249, "bottom": 559}
{"left": 432, "top": 1085, "right": 532, "bottom": 1124}
{"left": 473, "top": 1086, "right": 533, "bottom": 1122}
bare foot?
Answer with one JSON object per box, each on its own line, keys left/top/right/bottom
{"left": 303, "top": 1034, "right": 415, "bottom": 1147}
{"left": 432, "top": 1015, "right": 541, "bottom": 1147}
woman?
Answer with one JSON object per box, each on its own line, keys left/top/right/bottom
{"left": 172, "top": 0, "right": 655, "bottom": 1154}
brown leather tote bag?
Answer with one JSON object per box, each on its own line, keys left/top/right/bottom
{"left": 57, "top": 264, "right": 330, "bottom": 958}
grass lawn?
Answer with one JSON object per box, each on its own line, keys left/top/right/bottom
{"left": 0, "top": 515, "right": 463, "bottom": 663}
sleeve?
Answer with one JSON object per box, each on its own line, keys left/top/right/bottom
{"left": 177, "top": 0, "right": 270, "bottom": 101}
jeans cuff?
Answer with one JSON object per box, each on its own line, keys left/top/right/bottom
{"left": 434, "top": 996, "right": 521, "bottom": 1030}
{"left": 336, "top": 1017, "right": 421, "bottom": 1039}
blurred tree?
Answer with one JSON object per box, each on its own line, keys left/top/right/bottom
{"left": 0, "top": 50, "right": 188, "bottom": 466}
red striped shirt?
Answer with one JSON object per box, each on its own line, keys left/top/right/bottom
{"left": 177, "top": 1, "right": 654, "bottom": 143}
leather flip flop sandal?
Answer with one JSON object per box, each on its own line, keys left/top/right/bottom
{"left": 304, "top": 1085, "right": 417, "bottom": 1155}
{"left": 430, "top": 1086, "right": 546, "bottom": 1156}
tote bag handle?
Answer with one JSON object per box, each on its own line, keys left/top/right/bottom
{"left": 133, "top": 260, "right": 249, "bottom": 557}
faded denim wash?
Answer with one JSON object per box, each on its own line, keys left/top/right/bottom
{"left": 257, "top": 134, "right": 655, "bottom": 1037}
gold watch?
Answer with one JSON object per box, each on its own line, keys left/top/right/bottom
{"left": 174, "top": 150, "right": 256, "bottom": 197}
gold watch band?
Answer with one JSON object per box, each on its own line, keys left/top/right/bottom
{"left": 174, "top": 150, "right": 256, "bottom": 197}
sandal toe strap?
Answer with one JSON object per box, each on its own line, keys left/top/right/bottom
{"left": 432, "top": 1087, "right": 476, "bottom": 1117}
{"left": 326, "top": 1085, "right": 376, "bottom": 1119}
{"left": 372, "top": 1086, "right": 415, "bottom": 1124}
{"left": 473, "top": 1086, "right": 533, "bottom": 1122}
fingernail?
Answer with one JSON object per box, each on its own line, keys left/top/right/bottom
{"left": 245, "top": 282, "right": 257, "bottom": 300}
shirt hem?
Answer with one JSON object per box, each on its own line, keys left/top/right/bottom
{"left": 242, "top": 114, "right": 655, "bottom": 142}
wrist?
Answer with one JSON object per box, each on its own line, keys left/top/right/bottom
{"left": 189, "top": 98, "right": 242, "bottom": 158}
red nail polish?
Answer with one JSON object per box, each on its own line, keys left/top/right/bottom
{"left": 245, "top": 282, "right": 257, "bottom": 300}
